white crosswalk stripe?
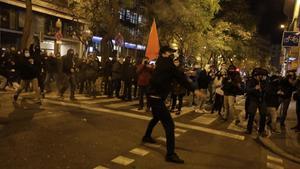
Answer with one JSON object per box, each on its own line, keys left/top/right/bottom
{"left": 93, "top": 165, "right": 109, "bottom": 169}
{"left": 44, "top": 99, "right": 246, "bottom": 140}
{"left": 267, "top": 155, "right": 283, "bottom": 164}
{"left": 81, "top": 98, "right": 120, "bottom": 104}
{"left": 267, "top": 162, "right": 284, "bottom": 169}
{"left": 106, "top": 101, "right": 139, "bottom": 108}
{"left": 143, "top": 143, "right": 161, "bottom": 148}
{"left": 111, "top": 156, "right": 134, "bottom": 166}
{"left": 175, "top": 133, "right": 181, "bottom": 137}
{"left": 175, "top": 128, "right": 187, "bottom": 133}
{"left": 191, "top": 113, "right": 218, "bottom": 125}
{"left": 130, "top": 148, "right": 149, "bottom": 156}
{"left": 130, "top": 106, "right": 194, "bottom": 119}
{"left": 171, "top": 107, "right": 194, "bottom": 118}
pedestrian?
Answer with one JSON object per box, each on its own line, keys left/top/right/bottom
{"left": 245, "top": 68, "right": 268, "bottom": 137}
{"left": 195, "top": 64, "right": 211, "bottom": 113}
{"left": 170, "top": 57, "right": 186, "bottom": 115}
{"left": 31, "top": 45, "right": 46, "bottom": 98}
{"left": 136, "top": 58, "right": 153, "bottom": 110}
{"left": 0, "top": 49, "right": 7, "bottom": 90}
{"left": 142, "top": 46, "right": 203, "bottom": 163}
{"left": 291, "top": 77, "right": 300, "bottom": 132}
{"left": 279, "top": 73, "right": 296, "bottom": 127}
{"left": 121, "top": 56, "right": 135, "bottom": 101}
{"left": 58, "top": 49, "right": 78, "bottom": 100}
{"left": 222, "top": 65, "right": 242, "bottom": 123}
{"left": 111, "top": 57, "right": 122, "bottom": 98}
{"left": 103, "top": 57, "right": 114, "bottom": 97}
{"left": 211, "top": 72, "right": 224, "bottom": 115}
{"left": 13, "top": 48, "right": 41, "bottom": 104}
{"left": 265, "top": 75, "right": 281, "bottom": 133}
{"left": 44, "top": 52, "right": 58, "bottom": 93}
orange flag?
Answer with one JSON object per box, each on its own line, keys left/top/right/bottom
{"left": 145, "top": 19, "right": 160, "bottom": 60}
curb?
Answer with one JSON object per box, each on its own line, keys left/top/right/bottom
{"left": 258, "top": 136, "right": 300, "bottom": 164}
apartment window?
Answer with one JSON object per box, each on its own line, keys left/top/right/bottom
{"left": 0, "top": 8, "right": 10, "bottom": 29}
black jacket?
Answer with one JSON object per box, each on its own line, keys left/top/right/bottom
{"left": 197, "top": 70, "right": 211, "bottom": 89}
{"left": 46, "top": 57, "right": 58, "bottom": 74}
{"left": 246, "top": 77, "right": 267, "bottom": 103}
{"left": 148, "top": 56, "right": 194, "bottom": 100}
{"left": 265, "top": 80, "right": 280, "bottom": 108}
{"left": 122, "top": 61, "right": 135, "bottom": 81}
{"left": 62, "top": 54, "right": 76, "bottom": 74}
{"left": 279, "top": 78, "right": 295, "bottom": 99}
{"left": 16, "top": 54, "right": 39, "bottom": 80}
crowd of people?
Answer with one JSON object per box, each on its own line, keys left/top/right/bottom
{"left": 1, "top": 45, "right": 300, "bottom": 136}
{"left": 2, "top": 44, "right": 300, "bottom": 163}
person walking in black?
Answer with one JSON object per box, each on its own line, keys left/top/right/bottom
{"left": 44, "top": 53, "right": 58, "bottom": 93}
{"left": 245, "top": 68, "right": 268, "bottom": 137}
{"left": 291, "top": 78, "right": 300, "bottom": 132}
{"left": 13, "top": 48, "right": 41, "bottom": 103}
{"left": 59, "top": 49, "right": 77, "bottom": 100}
{"left": 111, "top": 57, "right": 122, "bottom": 98}
{"left": 170, "top": 57, "right": 186, "bottom": 115}
{"left": 122, "top": 56, "right": 135, "bottom": 101}
{"left": 142, "top": 46, "right": 203, "bottom": 163}
{"left": 103, "top": 58, "right": 114, "bottom": 97}
{"left": 279, "top": 73, "right": 296, "bottom": 127}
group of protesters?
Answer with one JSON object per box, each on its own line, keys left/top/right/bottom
{"left": 1, "top": 45, "right": 300, "bottom": 137}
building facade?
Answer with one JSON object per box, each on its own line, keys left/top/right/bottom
{"left": 0, "top": 0, "right": 85, "bottom": 56}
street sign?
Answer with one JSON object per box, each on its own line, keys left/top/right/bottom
{"left": 282, "top": 31, "right": 299, "bottom": 47}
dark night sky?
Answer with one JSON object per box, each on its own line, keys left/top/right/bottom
{"left": 250, "top": 0, "right": 287, "bottom": 44}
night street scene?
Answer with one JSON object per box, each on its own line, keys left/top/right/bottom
{"left": 1, "top": 0, "right": 300, "bottom": 169}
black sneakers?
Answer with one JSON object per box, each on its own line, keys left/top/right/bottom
{"left": 165, "top": 153, "right": 184, "bottom": 164}
{"left": 142, "top": 136, "right": 157, "bottom": 144}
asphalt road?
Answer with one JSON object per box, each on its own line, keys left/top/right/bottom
{"left": 0, "top": 92, "right": 299, "bottom": 169}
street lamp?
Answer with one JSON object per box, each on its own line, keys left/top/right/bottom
{"left": 280, "top": 24, "right": 285, "bottom": 29}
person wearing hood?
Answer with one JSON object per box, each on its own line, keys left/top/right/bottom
{"left": 245, "top": 68, "right": 268, "bottom": 137}
{"left": 59, "top": 49, "right": 78, "bottom": 100}
{"left": 142, "top": 46, "right": 204, "bottom": 164}
{"left": 13, "top": 48, "right": 41, "bottom": 103}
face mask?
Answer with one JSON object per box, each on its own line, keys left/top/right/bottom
{"left": 173, "top": 53, "right": 179, "bottom": 58}
{"left": 25, "top": 51, "right": 30, "bottom": 57}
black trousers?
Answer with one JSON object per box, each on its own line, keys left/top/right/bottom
{"left": 246, "top": 101, "right": 267, "bottom": 134}
{"left": 144, "top": 97, "right": 175, "bottom": 156}
{"left": 245, "top": 96, "right": 250, "bottom": 119}
{"left": 211, "top": 93, "right": 224, "bottom": 113}
{"left": 138, "top": 86, "right": 149, "bottom": 108}
{"left": 123, "top": 80, "right": 132, "bottom": 100}
{"left": 112, "top": 79, "right": 121, "bottom": 97}
{"left": 60, "top": 74, "right": 76, "bottom": 98}
{"left": 280, "top": 98, "right": 291, "bottom": 125}
{"left": 171, "top": 93, "right": 184, "bottom": 111}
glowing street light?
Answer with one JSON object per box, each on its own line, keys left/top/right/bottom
{"left": 280, "top": 24, "right": 285, "bottom": 29}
